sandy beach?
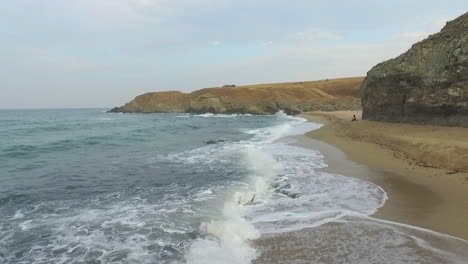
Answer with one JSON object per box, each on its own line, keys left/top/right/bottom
{"left": 252, "top": 111, "right": 468, "bottom": 263}
{"left": 300, "top": 111, "right": 468, "bottom": 240}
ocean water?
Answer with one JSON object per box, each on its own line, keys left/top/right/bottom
{"left": 0, "top": 109, "right": 466, "bottom": 264}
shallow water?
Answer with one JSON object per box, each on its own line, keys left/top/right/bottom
{"left": 0, "top": 109, "right": 466, "bottom": 264}
{"left": 254, "top": 215, "right": 468, "bottom": 264}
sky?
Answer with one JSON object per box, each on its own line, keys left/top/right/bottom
{"left": 0, "top": 0, "right": 466, "bottom": 109}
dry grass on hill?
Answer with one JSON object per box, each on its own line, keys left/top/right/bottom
{"left": 112, "top": 77, "right": 365, "bottom": 114}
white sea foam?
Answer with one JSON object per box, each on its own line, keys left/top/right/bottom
{"left": 185, "top": 201, "right": 260, "bottom": 264}
{"left": 194, "top": 113, "right": 257, "bottom": 118}
{"left": 19, "top": 220, "right": 33, "bottom": 231}
{"left": 241, "top": 141, "right": 388, "bottom": 234}
{"left": 12, "top": 210, "right": 24, "bottom": 219}
{"left": 195, "top": 113, "right": 214, "bottom": 117}
{"left": 93, "top": 117, "right": 114, "bottom": 121}
{"left": 0, "top": 185, "right": 225, "bottom": 264}
{"left": 194, "top": 189, "right": 215, "bottom": 202}
{"left": 233, "top": 191, "right": 255, "bottom": 205}
{"left": 243, "top": 116, "right": 320, "bottom": 144}
{"left": 4, "top": 111, "right": 467, "bottom": 264}
{"left": 182, "top": 111, "right": 390, "bottom": 263}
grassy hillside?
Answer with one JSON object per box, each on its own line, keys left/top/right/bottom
{"left": 110, "top": 77, "right": 365, "bottom": 114}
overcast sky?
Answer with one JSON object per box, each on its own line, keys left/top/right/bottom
{"left": 0, "top": 1, "right": 466, "bottom": 109}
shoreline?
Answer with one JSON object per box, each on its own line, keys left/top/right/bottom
{"left": 299, "top": 111, "right": 468, "bottom": 240}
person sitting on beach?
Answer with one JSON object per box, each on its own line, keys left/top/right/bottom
{"left": 352, "top": 115, "right": 357, "bottom": 121}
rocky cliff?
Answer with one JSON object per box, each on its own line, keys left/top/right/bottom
{"left": 110, "top": 77, "right": 364, "bottom": 115}
{"left": 361, "top": 12, "right": 468, "bottom": 127}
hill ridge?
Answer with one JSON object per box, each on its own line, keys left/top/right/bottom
{"left": 110, "top": 77, "right": 364, "bottom": 115}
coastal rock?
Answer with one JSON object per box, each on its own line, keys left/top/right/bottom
{"left": 110, "top": 77, "right": 364, "bottom": 115}
{"left": 109, "top": 91, "right": 189, "bottom": 113}
{"left": 205, "top": 139, "right": 225, "bottom": 144}
{"left": 361, "top": 12, "right": 468, "bottom": 127}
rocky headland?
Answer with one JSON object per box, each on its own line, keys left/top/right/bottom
{"left": 361, "top": 12, "right": 468, "bottom": 127}
{"left": 298, "top": 14, "right": 468, "bottom": 240}
{"left": 109, "top": 77, "right": 364, "bottom": 115}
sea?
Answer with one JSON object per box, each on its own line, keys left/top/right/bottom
{"left": 0, "top": 109, "right": 467, "bottom": 264}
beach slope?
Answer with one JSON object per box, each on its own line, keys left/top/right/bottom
{"left": 302, "top": 111, "right": 468, "bottom": 239}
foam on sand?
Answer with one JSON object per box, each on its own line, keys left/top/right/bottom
{"left": 184, "top": 111, "right": 468, "bottom": 264}
{"left": 254, "top": 215, "right": 468, "bottom": 264}
{"left": 183, "top": 112, "right": 388, "bottom": 263}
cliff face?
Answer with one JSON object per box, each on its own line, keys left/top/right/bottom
{"left": 361, "top": 12, "right": 468, "bottom": 127}
{"left": 110, "top": 77, "right": 364, "bottom": 115}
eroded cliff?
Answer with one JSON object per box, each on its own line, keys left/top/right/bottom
{"left": 361, "top": 12, "right": 468, "bottom": 127}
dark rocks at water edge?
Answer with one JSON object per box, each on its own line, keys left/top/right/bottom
{"left": 205, "top": 139, "right": 225, "bottom": 144}
{"left": 361, "top": 12, "right": 468, "bottom": 127}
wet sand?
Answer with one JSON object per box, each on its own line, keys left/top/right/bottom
{"left": 254, "top": 215, "right": 468, "bottom": 264}
{"left": 299, "top": 111, "right": 468, "bottom": 240}
{"left": 253, "top": 112, "right": 468, "bottom": 263}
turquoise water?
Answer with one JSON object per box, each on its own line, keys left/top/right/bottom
{"left": 1, "top": 109, "right": 466, "bottom": 264}
{"left": 0, "top": 109, "right": 264, "bottom": 201}
{"left": 0, "top": 109, "right": 287, "bottom": 263}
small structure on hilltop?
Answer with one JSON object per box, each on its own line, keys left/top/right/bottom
{"left": 222, "top": 84, "right": 236, "bottom": 87}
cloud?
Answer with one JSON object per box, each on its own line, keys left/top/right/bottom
{"left": 2, "top": 0, "right": 468, "bottom": 108}
{"left": 432, "top": 17, "right": 450, "bottom": 29}
{"left": 431, "top": 10, "right": 466, "bottom": 30}
{"left": 77, "top": 0, "right": 217, "bottom": 24}
{"left": 211, "top": 41, "right": 221, "bottom": 47}
{"left": 295, "top": 32, "right": 306, "bottom": 40}
{"left": 3, "top": 46, "right": 101, "bottom": 75}
{"left": 390, "top": 31, "right": 429, "bottom": 42}
{"left": 183, "top": 34, "right": 422, "bottom": 90}
{"left": 78, "top": 0, "right": 157, "bottom": 24}
{"left": 387, "top": 11, "right": 466, "bottom": 47}
{"left": 134, "top": 0, "right": 160, "bottom": 7}
{"left": 295, "top": 29, "right": 343, "bottom": 42}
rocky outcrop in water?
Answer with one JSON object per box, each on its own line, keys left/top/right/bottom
{"left": 361, "top": 12, "right": 468, "bottom": 127}
{"left": 110, "top": 77, "right": 364, "bottom": 115}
